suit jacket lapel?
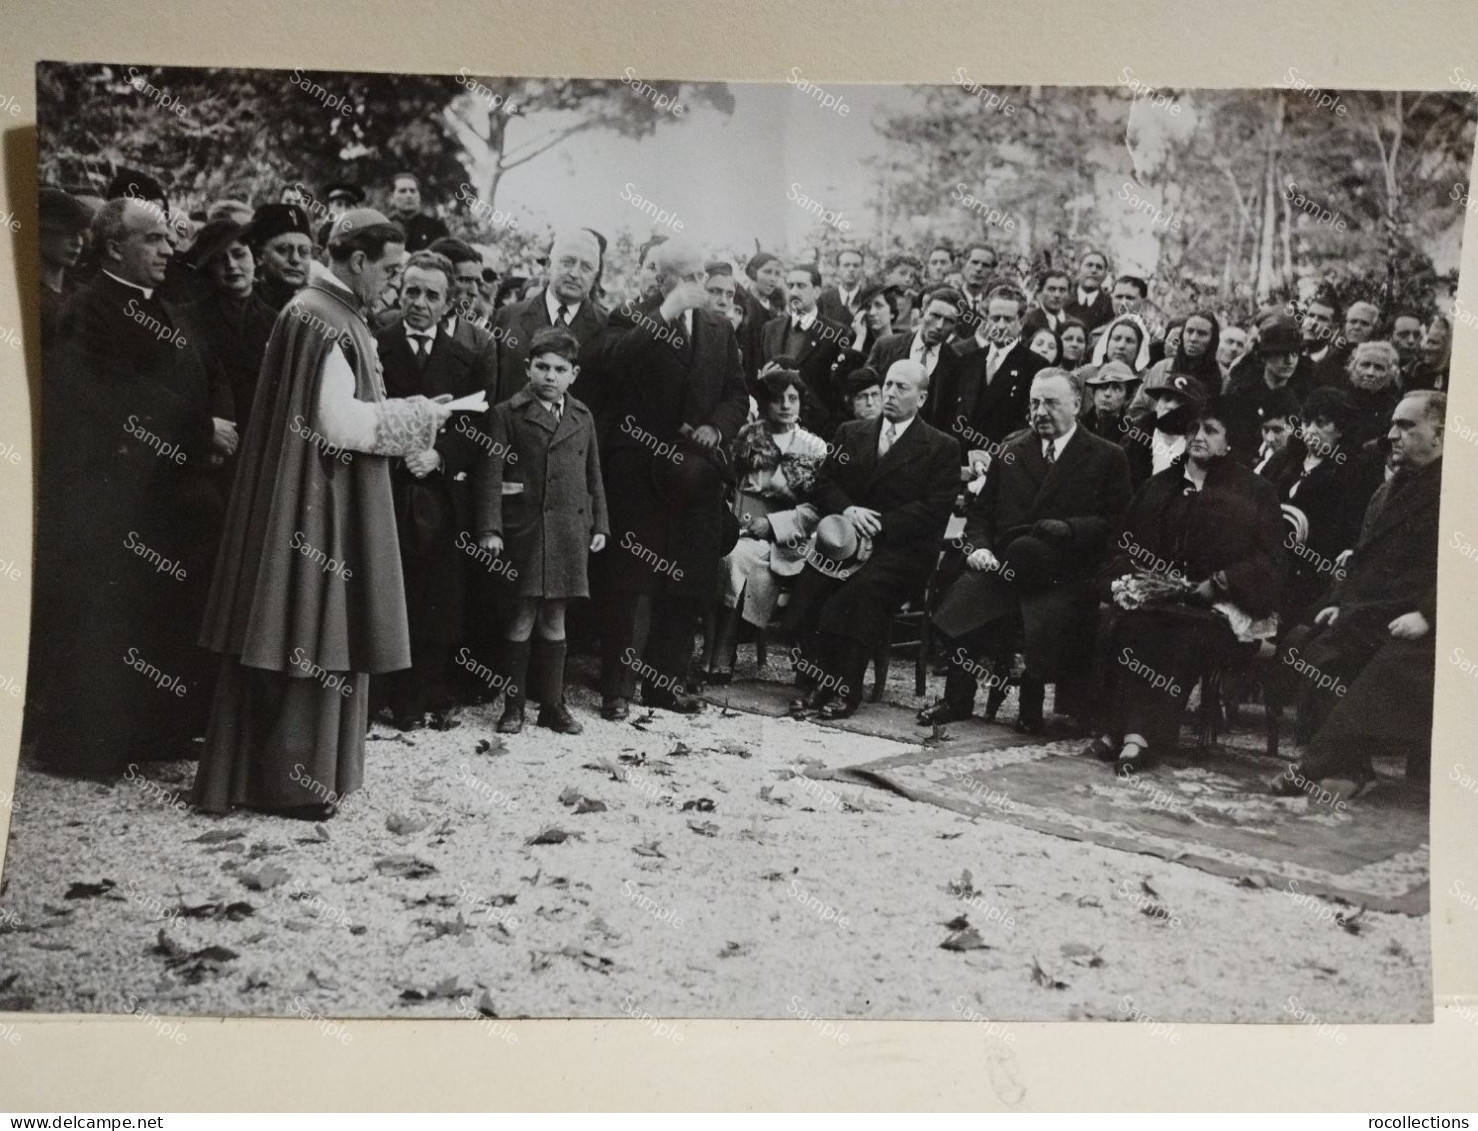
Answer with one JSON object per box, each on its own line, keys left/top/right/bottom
{"left": 518, "top": 392, "right": 558, "bottom": 436}
{"left": 1031, "top": 427, "right": 1087, "bottom": 513}
{"left": 871, "top": 414, "right": 924, "bottom": 485}
{"left": 1363, "top": 461, "right": 1440, "bottom": 545}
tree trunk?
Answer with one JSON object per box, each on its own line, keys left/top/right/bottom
{"left": 1254, "top": 91, "right": 1286, "bottom": 304}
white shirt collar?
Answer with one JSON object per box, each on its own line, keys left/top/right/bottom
{"left": 546, "top": 289, "right": 582, "bottom": 325}
{"left": 1077, "top": 286, "right": 1099, "bottom": 306}
{"left": 793, "top": 307, "right": 817, "bottom": 332}
{"left": 405, "top": 321, "right": 438, "bottom": 342}
{"left": 989, "top": 336, "right": 1019, "bottom": 357}
{"left": 883, "top": 413, "right": 916, "bottom": 441}
{"left": 838, "top": 284, "right": 858, "bottom": 305}
{"left": 103, "top": 269, "right": 154, "bottom": 301}
{"left": 1045, "top": 423, "right": 1076, "bottom": 459}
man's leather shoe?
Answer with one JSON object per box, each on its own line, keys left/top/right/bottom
{"left": 1014, "top": 715, "right": 1046, "bottom": 736}
{"left": 917, "top": 699, "right": 971, "bottom": 726}
{"left": 497, "top": 704, "right": 525, "bottom": 734}
{"left": 706, "top": 666, "right": 733, "bottom": 686}
{"left": 1116, "top": 741, "right": 1150, "bottom": 773}
{"left": 601, "top": 696, "right": 630, "bottom": 721}
{"left": 1081, "top": 736, "right": 1116, "bottom": 761}
{"left": 645, "top": 689, "right": 705, "bottom": 714}
{"left": 536, "top": 701, "right": 583, "bottom": 735}
{"left": 818, "top": 697, "right": 862, "bottom": 721}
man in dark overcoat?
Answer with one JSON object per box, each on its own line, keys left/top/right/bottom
{"left": 865, "top": 288, "right": 965, "bottom": 438}
{"left": 1274, "top": 390, "right": 1443, "bottom": 793}
{"left": 33, "top": 197, "right": 221, "bottom": 778}
{"left": 932, "top": 283, "right": 1049, "bottom": 450}
{"left": 594, "top": 239, "right": 748, "bottom": 718}
{"left": 759, "top": 263, "right": 849, "bottom": 437}
{"left": 489, "top": 230, "right": 608, "bottom": 408}
{"left": 785, "top": 359, "right": 960, "bottom": 719}
{"left": 926, "top": 369, "right": 1133, "bottom": 732}
{"left": 375, "top": 251, "right": 484, "bottom": 726}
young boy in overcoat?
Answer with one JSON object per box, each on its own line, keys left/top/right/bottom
{"left": 475, "top": 326, "right": 608, "bottom": 733}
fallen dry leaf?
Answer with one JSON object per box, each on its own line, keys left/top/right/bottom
{"left": 238, "top": 863, "right": 291, "bottom": 891}
{"left": 940, "top": 926, "right": 990, "bottom": 952}
{"left": 64, "top": 880, "right": 116, "bottom": 900}
{"left": 574, "top": 797, "right": 608, "bottom": 814}
{"left": 385, "top": 813, "right": 430, "bottom": 836}
{"left": 680, "top": 798, "right": 716, "bottom": 813}
{"left": 1030, "top": 956, "right": 1069, "bottom": 990}
{"left": 633, "top": 840, "right": 666, "bottom": 859}
{"left": 946, "top": 869, "right": 978, "bottom": 899}
{"left": 374, "top": 856, "right": 438, "bottom": 880}
{"left": 687, "top": 820, "right": 719, "bottom": 837}
{"left": 526, "top": 826, "right": 582, "bottom": 846}
{"left": 189, "top": 829, "right": 245, "bottom": 845}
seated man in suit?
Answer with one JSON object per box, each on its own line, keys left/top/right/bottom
{"left": 933, "top": 282, "right": 1050, "bottom": 450}
{"left": 760, "top": 263, "right": 849, "bottom": 436}
{"left": 784, "top": 359, "right": 959, "bottom": 720}
{"left": 864, "top": 287, "right": 964, "bottom": 432}
{"left": 1271, "top": 390, "right": 1443, "bottom": 797}
{"left": 923, "top": 369, "right": 1133, "bottom": 732}
{"left": 374, "top": 251, "right": 485, "bottom": 727}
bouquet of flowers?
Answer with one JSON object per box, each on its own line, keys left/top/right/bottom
{"left": 1111, "top": 567, "right": 1195, "bottom": 611}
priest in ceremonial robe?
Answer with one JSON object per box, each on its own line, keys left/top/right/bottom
{"left": 192, "top": 210, "right": 452, "bottom": 819}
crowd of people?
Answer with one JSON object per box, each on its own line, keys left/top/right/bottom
{"left": 27, "top": 165, "right": 1447, "bottom": 819}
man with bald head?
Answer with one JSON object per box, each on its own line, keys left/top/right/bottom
{"left": 489, "top": 229, "right": 608, "bottom": 406}
{"left": 926, "top": 368, "right": 1131, "bottom": 733}
{"left": 785, "top": 358, "right": 959, "bottom": 719}
{"left": 594, "top": 238, "right": 748, "bottom": 718}
{"left": 1273, "top": 389, "right": 1444, "bottom": 796}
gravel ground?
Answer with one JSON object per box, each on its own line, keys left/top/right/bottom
{"left": 0, "top": 673, "right": 1430, "bottom": 1028}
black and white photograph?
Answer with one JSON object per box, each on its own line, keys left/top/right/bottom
{"left": 1, "top": 57, "right": 1473, "bottom": 1034}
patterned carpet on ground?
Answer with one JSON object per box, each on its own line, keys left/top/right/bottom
{"left": 704, "top": 677, "right": 1430, "bottom": 915}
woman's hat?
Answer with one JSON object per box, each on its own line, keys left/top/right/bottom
{"left": 184, "top": 219, "right": 249, "bottom": 270}
{"left": 1146, "top": 371, "right": 1211, "bottom": 405}
{"left": 1255, "top": 314, "right": 1304, "bottom": 356}
{"left": 1084, "top": 359, "right": 1140, "bottom": 386}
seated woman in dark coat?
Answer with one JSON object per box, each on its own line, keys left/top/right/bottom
{"left": 1085, "top": 397, "right": 1286, "bottom": 771}
{"left": 1078, "top": 359, "right": 1139, "bottom": 442}
{"left": 705, "top": 368, "right": 828, "bottom": 682}
{"left": 1260, "top": 387, "right": 1383, "bottom": 620}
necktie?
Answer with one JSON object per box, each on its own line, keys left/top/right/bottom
{"left": 1044, "top": 440, "right": 1056, "bottom": 465}
{"left": 556, "top": 304, "right": 570, "bottom": 326}
{"left": 879, "top": 421, "right": 897, "bottom": 456}
{"left": 409, "top": 334, "right": 431, "bottom": 368}
{"left": 548, "top": 400, "right": 562, "bottom": 422}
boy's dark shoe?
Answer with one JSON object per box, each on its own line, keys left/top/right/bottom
{"left": 537, "top": 702, "right": 584, "bottom": 735}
